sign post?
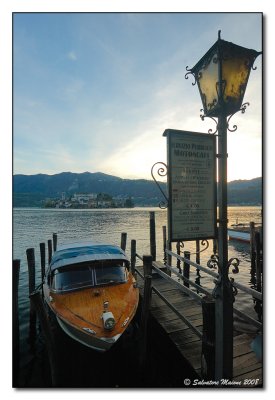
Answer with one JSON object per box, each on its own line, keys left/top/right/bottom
{"left": 164, "top": 129, "right": 217, "bottom": 243}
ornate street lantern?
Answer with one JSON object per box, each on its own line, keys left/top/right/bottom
{"left": 186, "top": 31, "right": 261, "bottom": 118}
{"left": 186, "top": 31, "right": 261, "bottom": 381}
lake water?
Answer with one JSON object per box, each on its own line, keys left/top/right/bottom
{"left": 13, "top": 206, "right": 262, "bottom": 385}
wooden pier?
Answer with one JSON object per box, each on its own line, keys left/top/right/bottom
{"left": 132, "top": 211, "right": 263, "bottom": 387}
{"left": 136, "top": 266, "right": 262, "bottom": 386}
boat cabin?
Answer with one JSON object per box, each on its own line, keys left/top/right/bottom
{"left": 46, "top": 242, "right": 130, "bottom": 293}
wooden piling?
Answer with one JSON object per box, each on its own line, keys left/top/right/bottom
{"left": 26, "top": 248, "right": 36, "bottom": 294}
{"left": 53, "top": 233, "right": 57, "bottom": 252}
{"left": 120, "top": 232, "right": 127, "bottom": 251}
{"left": 48, "top": 239, "right": 53, "bottom": 265}
{"left": 166, "top": 240, "right": 172, "bottom": 276}
{"left": 149, "top": 211, "right": 156, "bottom": 261}
{"left": 201, "top": 295, "right": 216, "bottom": 380}
{"left": 12, "top": 259, "right": 20, "bottom": 387}
{"left": 40, "top": 242, "right": 46, "bottom": 281}
{"left": 26, "top": 248, "right": 36, "bottom": 345}
{"left": 176, "top": 242, "right": 181, "bottom": 273}
{"left": 162, "top": 226, "right": 167, "bottom": 263}
{"left": 130, "top": 239, "right": 136, "bottom": 276}
{"left": 183, "top": 251, "right": 190, "bottom": 288}
{"left": 140, "top": 255, "right": 153, "bottom": 366}
{"left": 30, "top": 291, "right": 60, "bottom": 387}
{"left": 196, "top": 240, "right": 201, "bottom": 277}
{"left": 250, "top": 222, "right": 256, "bottom": 274}
{"left": 255, "top": 231, "right": 262, "bottom": 292}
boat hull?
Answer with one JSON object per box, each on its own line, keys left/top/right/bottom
{"left": 43, "top": 274, "right": 139, "bottom": 352}
{"left": 228, "top": 229, "right": 250, "bottom": 243}
{"left": 56, "top": 316, "right": 122, "bottom": 352}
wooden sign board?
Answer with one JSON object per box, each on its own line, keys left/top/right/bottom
{"left": 164, "top": 129, "right": 217, "bottom": 242}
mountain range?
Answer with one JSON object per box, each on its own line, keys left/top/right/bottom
{"left": 13, "top": 171, "right": 262, "bottom": 207}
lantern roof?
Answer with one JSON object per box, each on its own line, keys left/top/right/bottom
{"left": 188, "top": 33, "right": 262, "bottom": 117}
{"left": 190, "top": 38, "right": 260, "bottom": 77}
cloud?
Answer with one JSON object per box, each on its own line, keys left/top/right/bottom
{"left": 67, "top": 51, "right": 77, "bottom": 61}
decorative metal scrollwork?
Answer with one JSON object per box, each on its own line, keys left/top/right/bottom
{"left": 227, "top": 257, "right": 240, "bottom": 274}
{"left": 252, "top": 52, "right": 262, "bottom": 70}
{"left": 190, "top": 239, "right": 209, "bottom": 255}
{"left": 227, "top": 102, "right": 250, "bottom": 132}
{"left": 185, "top": 66, "right": 197, "bottom": 85}
{"left": 200, "top": 102, "right": 250, "bottom": 135}
{"left": 207, "top": 254, "right": 219, "bottom": 269}
{"left": 200, "top": 110, "right": 218, "bottom": 135}
{"left": 230, "top": 278, "right": 238, "bottom": 297}
{"left": 151, "top": 162, "right": 168, "bottom": 209}
{"left": 211, "top": 257, "right": 240, "bottom": 301}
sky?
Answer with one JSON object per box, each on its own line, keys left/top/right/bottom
{"left": 12, "top": 11, "right": 263, "bottom": 182}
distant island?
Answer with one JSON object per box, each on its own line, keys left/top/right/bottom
{"left": 13, "top": 171, "right": 262, "bottom": 208}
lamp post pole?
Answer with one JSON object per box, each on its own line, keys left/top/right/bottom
{"left": 215, "top": 112, "right": 233, "bottom": 380}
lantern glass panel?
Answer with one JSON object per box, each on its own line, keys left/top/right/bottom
{"left": 197, "top": 53, "right": 218, "bottom": 115}
{"left": 222, "top": 54, "right": 251, "bottom": 115}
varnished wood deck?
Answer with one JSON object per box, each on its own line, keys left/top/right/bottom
{"left": 137, "top": 265, "right": 262, "bottom": 387}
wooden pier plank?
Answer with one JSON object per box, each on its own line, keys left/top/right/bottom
{"left": 137, "top": 265, "right": 262, "bottom": 386}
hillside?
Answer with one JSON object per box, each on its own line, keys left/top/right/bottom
{"left": 13, "top": 172, "right": 168, "bottom": 207}
{"left": 13, "top": 172, "right": 262, "bottom": 207}
{"left": 227, "top": 177, "right": 262, "bottom": 205}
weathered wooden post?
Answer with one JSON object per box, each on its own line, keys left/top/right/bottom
{"left": 183, "top": 251, "right": 190, "bottom": 288}
{"left": 201, "top": 295, "right": 216, "bottom": 379}
{"left": 176, "top": 241, "right": 181, "bottom": 273}
{"left": 53, "top": 233, "right": 58, "bottom": 252}
{"left": 162, "top": 225, "right": 167, "bottom": 263}
{"left": 250, "top": 221, "right": 256, "bottom": 275}
{"left": 13, "top": 259, "right": 20, "bottom": 387}
{"left": 26, "top": 248, "right": 36, "bottom": 293}
{"left": 149, "top": 211, "right": 156, "bottom": 261}
{"left": 48, "top": 239, "right": 53, "bottom": 265}
{"left": 26, "top": 248, "right": 36, "bottom": 345}
{"left": 166, "top": 240, "right": 172, "bottom": 276}
{"left": 130, "top": 239, "right": 136, "bottom": 276}
{"left": 120, "top": 232, "right": 127, "bottom": 251}
{"left": 254, "top": 231, "right": 262, "bottom": 322}
{"left": 40, "top": 242, "right": 46, "bottom": 281}
{"left": 30, "top": 291, "right": 60, "bottom": 387}
{"left": 196, "top": 240, "right": 201, "bottom": 277}
{"left": 255, "top": 231, "right": 262, "bottom": 292}
{"left": 139, "top": 255, "right": 153, "bottom": 366}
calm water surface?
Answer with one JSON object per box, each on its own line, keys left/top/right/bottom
{"left": 13, "top": 206, "right": 262, "bottom": 376}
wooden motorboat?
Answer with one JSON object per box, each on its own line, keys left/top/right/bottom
{"left": 228, "top": 228, "right": 250, "bottom": 243}
{"left": 228, "top": 223, "right": 262, "bottom": 243}
{"left": 43, "top": 241, "right": 139, "bottom": 352}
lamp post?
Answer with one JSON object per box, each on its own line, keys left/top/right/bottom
{"left": 186, "top": 31, "right": 261, "bottom": 380}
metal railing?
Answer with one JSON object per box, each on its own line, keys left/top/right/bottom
{"left": 135, "top": 247, "right": 262, "bottom": 332}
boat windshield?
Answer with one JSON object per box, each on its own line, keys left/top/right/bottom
{"left": 94, "top": 263, "right": 127, "bottom": 285}
{"left": 50, "top": 260, "right": 128, "bottom": 292}
{"left": 52, "top": 264, "right": 94, "bottom": 292}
